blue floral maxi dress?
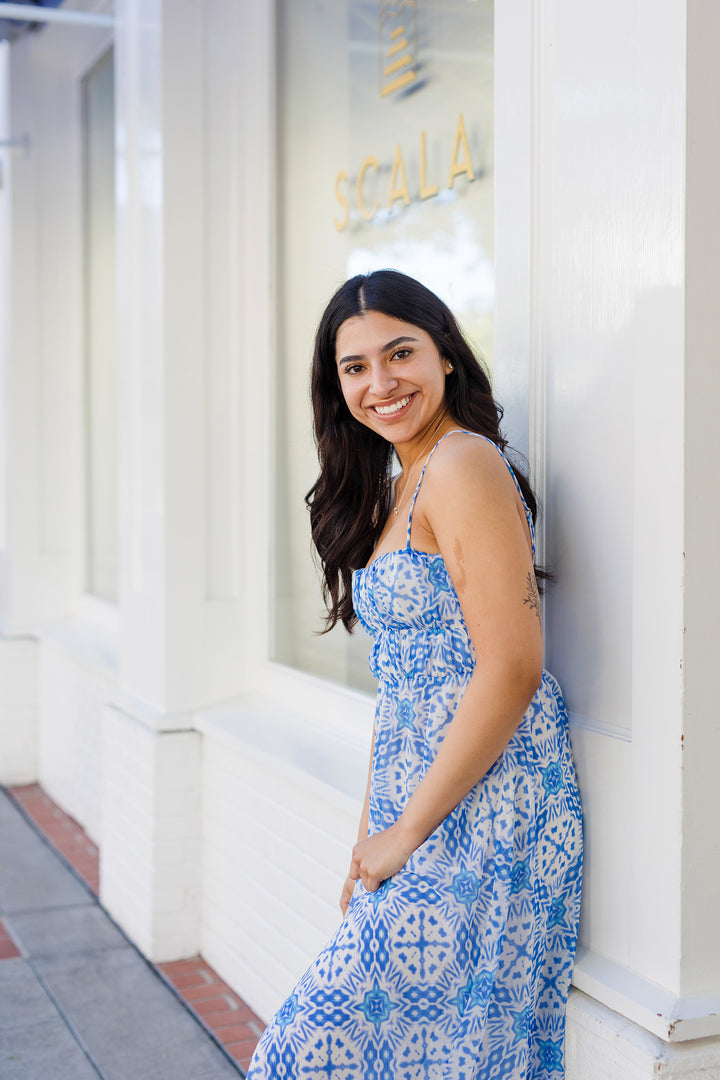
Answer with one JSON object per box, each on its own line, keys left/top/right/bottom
{"left": 247, "top": 432, "right": 583, "bottom": 1080}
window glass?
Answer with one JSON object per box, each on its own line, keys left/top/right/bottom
{"left": 275, "top": 1, "right": 494, "bottom": 690}
{"left": 82, "top": 50, "right": 117, "bottom": 602}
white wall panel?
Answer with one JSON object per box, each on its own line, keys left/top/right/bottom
{"left": 496, "top": 0, "right": 687, "bottom": 1008}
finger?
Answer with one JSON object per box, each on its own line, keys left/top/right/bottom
{"left": 339, "top": 877, "right": 354, "bottom": 916}
{"left": 363, "top": 872, "right": 380, "bottom": 893}
{"left": 348, "top": 859, "right": 360, "bottom": 882}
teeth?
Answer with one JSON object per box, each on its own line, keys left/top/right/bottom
{"left": 374, "top": 395, "right": 412, "bottom": 416}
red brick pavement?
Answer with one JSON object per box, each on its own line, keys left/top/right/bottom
{"left": 0, "top": 917, "right": 21, "bottom": 960}
{"left": 9, "top": 783, "right": 100, "bottom": 894}
{"left": 159, "top": 957, "right": 266, "bottom": 1072}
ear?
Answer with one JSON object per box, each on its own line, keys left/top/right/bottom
{"left": 444, "top": 360, "right": 454, "bottom": 374}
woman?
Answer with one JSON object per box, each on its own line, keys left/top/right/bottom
{"left": 247, "top": 270, "right": 582, "bottom": 1079}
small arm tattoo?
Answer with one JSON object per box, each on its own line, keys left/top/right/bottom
{"left": 453, "top": 537, "right": 467, "bottom": 595}
{"left": 523, "top": 572, "right": 541, "bottom": 623}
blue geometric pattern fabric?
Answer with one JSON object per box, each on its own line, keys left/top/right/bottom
{"left": 248, "top": 432, "right": 583, "bottom": 1079}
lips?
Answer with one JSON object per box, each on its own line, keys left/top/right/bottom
{"left": 371, "top": 393, "right": 414, "bottom": 417}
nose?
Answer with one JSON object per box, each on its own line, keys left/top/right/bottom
{"left": 369, "top": 364, "right": 399, "bottom": 397}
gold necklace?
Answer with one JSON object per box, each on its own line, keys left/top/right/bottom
{"left": 392, "top": 417, "right": 446, "bottom": 516}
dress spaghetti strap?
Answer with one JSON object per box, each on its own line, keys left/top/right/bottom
{"left": 406, "top": 429, "right": 536, "bottom": 558}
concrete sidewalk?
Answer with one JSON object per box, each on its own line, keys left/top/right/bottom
{"left": 0, "top": 788, "right": 243, "bottom": 1080}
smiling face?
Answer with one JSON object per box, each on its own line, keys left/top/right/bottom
{"left": 335, "top": 310, "right": 453, "bottom": 453}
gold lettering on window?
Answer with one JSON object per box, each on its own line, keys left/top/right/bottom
{"left": 419, "top": 131, "right": 438, "bottom": 200}
{"left": 357, "top": 157, "right": 380, "bottom": 221}
{"left": 388, "top": 144, "right": 410, "bottom": 208}
{"left": 333, "top": 170, "right": 349, "bottom": 232}
{"left": 447, "top": 113, "right": 475, "bottom": 188}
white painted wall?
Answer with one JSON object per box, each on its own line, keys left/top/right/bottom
{"left": 0, "top": 635, "right": 37, "bottom": 784}
{"left": 199, "top": 708, "right": 363, "bottom": 1020}
{"left": 37, "top": 612, "right": 118, "bottom": 844}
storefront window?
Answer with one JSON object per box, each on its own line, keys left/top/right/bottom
{"left": 275, "top": 0, "right": 494, "bottom": 690}
{"left": 82, "top": 50, "right": 117, "bottom": 602}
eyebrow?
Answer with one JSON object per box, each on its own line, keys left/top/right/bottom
{"left": 337, "top": 335, "right": 419, "bottom": 367}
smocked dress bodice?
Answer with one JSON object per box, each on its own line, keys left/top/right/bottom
{"left": 353, "top": 550, "right": 475, "bottom": 687}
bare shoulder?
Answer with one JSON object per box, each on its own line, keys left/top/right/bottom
{"left": 412, "top": 430, "right": 534, "bottom": 570}
{"left": 422, "top": 430, "right": 515, "bottom": 502}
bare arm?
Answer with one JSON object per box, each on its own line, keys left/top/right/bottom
{"left": 356, "top": 727, "right": 374, "bottom": 842}
{"left": 340, "top": 725, "right": 375, "bottom": 915}
{"left": 349, "top": 435, "right": 543, "bottom": 892}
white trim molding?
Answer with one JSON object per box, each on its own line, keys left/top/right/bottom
{"left": 0, "top": 4, "right": 113, "bottom": 28}
{"left": 574, "top": 948, "right": 720, "bottom": 1043}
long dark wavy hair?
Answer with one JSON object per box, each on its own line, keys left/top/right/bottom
{"left": 306, "top": 269, "right": 544, "bottom": 632}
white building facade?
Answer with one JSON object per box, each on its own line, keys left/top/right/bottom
{"left": 0, "top": 2, "right": 719, "bottom": 1077}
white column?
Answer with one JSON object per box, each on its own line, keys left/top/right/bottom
{"left": 114, "top": 0, "right": 204, "bottom": 716}
{"left": 104, "top": 0, "right": 252, "bottom": 958}
{"left": 114, "top": 0, "right": 252, "bottom": 717}
{"left": 102, "top": 704, "right": 201, "bottom": 961}
{"left": 105, "top": 0, "right": 199, "bottom": 955}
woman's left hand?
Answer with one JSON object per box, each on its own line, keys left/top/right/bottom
{"left": 349, "top": 822, "right": 417, "bottom": 893}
